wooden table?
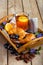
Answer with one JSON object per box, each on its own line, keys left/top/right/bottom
{"left": 0, "top": 0, "right": 43, "bottom": 65}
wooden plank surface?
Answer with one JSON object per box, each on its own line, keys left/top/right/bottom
{"left": 0, "top": 34, "right": 7, "bottom": 65}
{"left": 32, "top": 53, "right": 43, "bottom": 65}
{"left": 36, "top": 0, "right": 43, "bottom": 21}
{"left": 36, "top": 1, "right": 43, "bottom": 65}
{"left": 8, "top": 0, "right": 15, "bottom": 14}
{"left": 0, "top": 0, "right": 7, "bottom": 18}
{"left": 0, "top": 0, "right": 7, "bottom": 65}
{"left": 8, "top": 0, "right": 22, "bottom": 14}
{"left": 32, "top": 46, "right": 43, "bottom": 65}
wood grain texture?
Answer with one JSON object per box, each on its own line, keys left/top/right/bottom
{"left": 0, "top": 0, "right": 7, "bottom": 65}
{"left": 36, "top": 1, "right": 43, "bottom": 64}
{"left": 22, "top": 0, "right": 31, "bottom": 16}
{"left": 23, "top": 0, "right": 43, "bottom": 30}
{"left": 8, "top": 0, "right": 15, "bottom": 14}
{"left": 0, "top": 0, "right": 7, "bottom": 18}
{"left": 36, "top": 0, "right": 43, "bottom": 21}
{"left": 32, "top": 46, "right": 43, "bottom": 65}
{"left": 8, "top": 0, "right": 22, "bottom": 14}
{"left": 32, "top": 54, "right": 43, "bottom": 65}
{"left": 0, "top": 34, "right": 7, "bottom": 65}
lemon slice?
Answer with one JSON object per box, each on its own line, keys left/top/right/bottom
{"left": 18, "top": 15, "right": 28, "bottom": 22}
{"left": 5, "top": 23, "right": 13, "bottom": 32}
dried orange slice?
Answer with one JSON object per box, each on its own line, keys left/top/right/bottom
{"left": 12, "top": 28, "right": 17, "bottom": 34}
{"left": 8, "top": 30, "right": 14, "bottom": 34}
{"left": 5, "top": 23, "right": 13, "bottom": 32}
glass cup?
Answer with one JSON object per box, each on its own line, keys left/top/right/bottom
{"left": 15, "top": 12, "right": 30, "bottom": 31}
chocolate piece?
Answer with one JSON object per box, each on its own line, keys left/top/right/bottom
{"left": 16, "top": 56, "right": 20, "bottom": 61}
{"left": 24, "top": 59, "right": 29, "bottom": 63}
{"left": 24, "top": 53, "right": 29, "bottom": 59}
{"left": 30, "top": 54, "right": 35, "bottom": 58}
{"left": 20, "top": 54, "right": 25, "bottom": 59}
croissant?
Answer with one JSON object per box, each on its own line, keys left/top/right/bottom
{"left": 9, "top": 27, "right": 35, "bottom": 44}
{"left": 18, "top": 33, "right": 35, "bottom": 43}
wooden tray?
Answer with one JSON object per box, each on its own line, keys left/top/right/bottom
{"left": 0, "top": 14, "right": 43, "bottom": 53}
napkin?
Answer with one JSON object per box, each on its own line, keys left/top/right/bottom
{"left": 30, "top": 18, "right": 38, "bottom": 33}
